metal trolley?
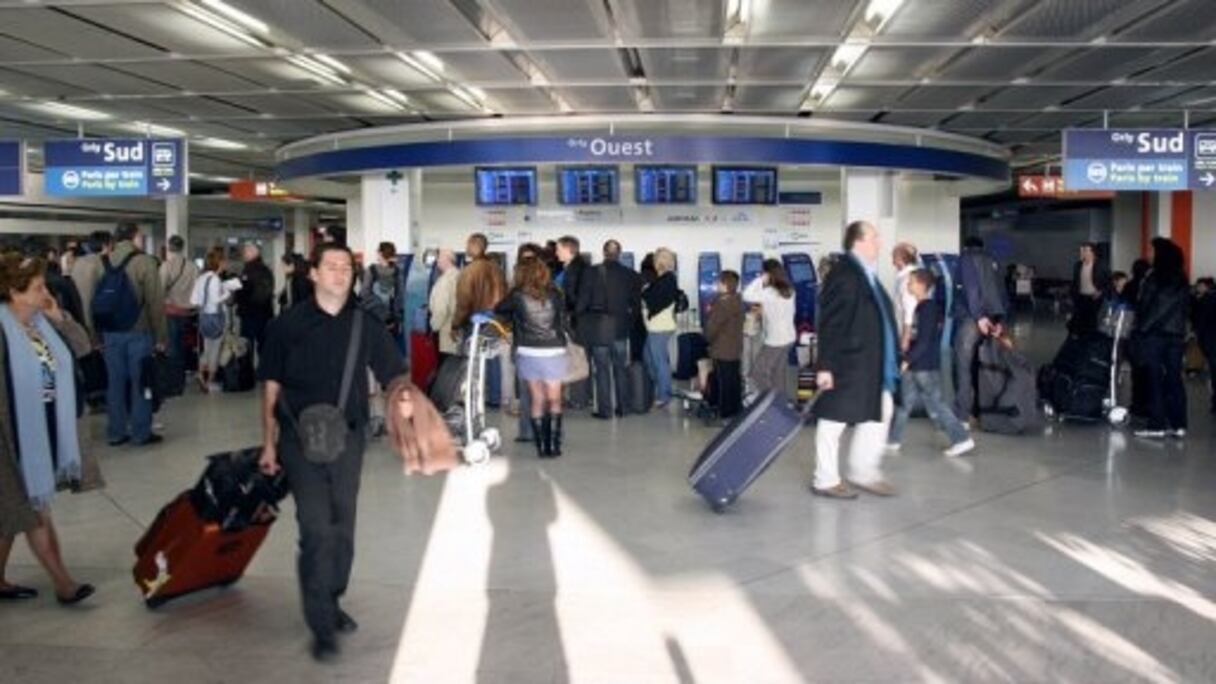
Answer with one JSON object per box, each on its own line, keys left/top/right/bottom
{"left": 452, "top": 312, "right": 509, "bottom": 465}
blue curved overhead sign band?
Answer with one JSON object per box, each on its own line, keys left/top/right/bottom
{"left": 0, "top": 141, "right": 22, "bottom": 196}
{"left": 276, "top": 136, "right": 1009, "bottom": 182}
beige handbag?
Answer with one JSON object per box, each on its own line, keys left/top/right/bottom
{"left": 564, "top": 342, "right": 589, "bottom": 383}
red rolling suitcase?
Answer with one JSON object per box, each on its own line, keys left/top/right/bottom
{"left": 133, "top": 493, "right": 272, "bottom": 608}
{"left": 133, "top": 449, "right": 286, "bottom": 608}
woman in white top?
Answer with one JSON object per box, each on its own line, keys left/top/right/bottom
{"left": 189, "top": 247, "right": 237, "bottom": 393}
{"left": 742, "top": 258, "right": 797, "bottom": 395}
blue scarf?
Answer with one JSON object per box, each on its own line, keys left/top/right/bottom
{"left": 0, "top": 304, "right": 80, "bottom": 509}
{"left": 851, "top": 255, "right": 899, "bottom": 395}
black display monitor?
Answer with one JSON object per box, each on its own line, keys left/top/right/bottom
{"left": 635, "top": 165, "right": 697, "bottom": 204}
{"left": 475, "top": 166, "right": 537, "bottom": 206}
{"left": 712, "top": 166, "right": 778, "bottom": 205}
{"left": 558, "top": 165, "right": 618, "bottom": 205}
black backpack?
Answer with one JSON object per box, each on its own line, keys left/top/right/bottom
{"left": 92, "top": 254, "right": 141, "bottom": 332}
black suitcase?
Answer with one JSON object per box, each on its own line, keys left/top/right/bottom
{"left": 221, "top": 352, "right": 255, "bottom": 393}
{"left": 429, "top": 355, "right": 466, "bottom": 412}
{"left": 190, "top": 448, "right": 289, "bottom": 533}
{"left": 627, "top": 362, "right": 653, "bottom": 414}
{"left": 688, "top": 391, "right": 806, "bottom": 512}
{"left": 79, "top": 350, "right": 108, "bottom": 408}
{"left": 674, "top": 333, "right": 708, "bottom": 381}
{"left": 977, "top": 338, "right": 1041, "bottom": 435}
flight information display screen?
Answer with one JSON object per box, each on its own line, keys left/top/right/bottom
{"left": 712, "top": 166, "right": 778, "bottom": 205}
{"left": 475, "top": 166, "right": 537, "bottom": 206}
{"left": 635, "top": 165, "right": 697, "bottom": 204}
{"left": 558, "top": 166, "right": 618, "bottom": 205}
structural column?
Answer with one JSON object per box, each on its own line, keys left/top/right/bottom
{"left": 165, "top": 195, "right": 188, "bottom": 246}
{"left": 840, "top": 168, "right": 897, "bottom": 286}
{"left": 352, "top": 170, "right": 415, "bottom": 262}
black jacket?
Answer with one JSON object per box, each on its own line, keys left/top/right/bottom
{"left": 641, "top": 272, "right": 679, "bottom": 321}
{"left": 495, "top": 287, "right": 568, "bottom": 349}
{"left": 576, "top": 260, "right": 643, "bottom": 346}
{"left": 1134, "top": 273, "right": 1189, "bottom": 340}
{"left": 956, "top": 247, "right": 1006, "bottom": 322}
{"left": 236, "top": 258, "right": 275, "bottom": 320}
{"left": 1193, "top": 292, "right": 1216, "bottom": 348}
{"left": 814, "top": 255, "right": 896, "bottom": 424}
{"left": 1071, "top": 259, "right": 1111, "bottom": 299}
{"left": 278, "top": 274, "right": 313, "bottom": 312}
{"left": 905, "top": 300, "right": 942, "bottom": 372}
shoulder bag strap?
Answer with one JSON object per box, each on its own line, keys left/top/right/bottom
{"left": 336, "top": 309, "right": 364, "bottom": 412}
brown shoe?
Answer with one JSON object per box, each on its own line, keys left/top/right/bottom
{"left": 851, "top": 480, "right": 897, "bottom": 497}
{"left": 810, "top": 483, "right": 859, "bottom": 500}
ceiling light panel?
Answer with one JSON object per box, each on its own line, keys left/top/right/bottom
{"left": 199, "top": 0, "right": 269, "bottom": 34}
{"left": 213, "top": 0, "right": 375, "bottom": 47}
{"left": 26, "top": 101, "right": 112, "bottom": 121}
{"left": 490, "top": 0, "right": 611, "bottom": 41}
{"left": 360, "top": 0, "right": 485, "bottom": 44}
{"left": 0, "top": 7, "right": 162, "bottom": 59}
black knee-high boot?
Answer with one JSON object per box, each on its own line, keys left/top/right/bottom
{"left": 529, "top": 418, "right": 546, "bottom": 457}
{"left": 550, "top": 413, "right": 563, "bottom": 457}
{"left": 539, "top": 414, "right": 554, "bottom": 457}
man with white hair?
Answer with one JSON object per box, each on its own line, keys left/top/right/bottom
{"left": 428, "top": 249, "right": 460, "bottom": 363}
{"left": 812, "top": 221, "right": 900, "bottom": 499}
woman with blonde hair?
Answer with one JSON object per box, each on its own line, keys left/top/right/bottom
{"left": 190, "top": 247, "right": 238, "bottom": 393}
{"left": 641, "top": 247, "right": 679, "bottom": 407}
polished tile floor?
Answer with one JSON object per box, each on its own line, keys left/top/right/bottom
{"left": 2, "top": 323, "right": 1214, "bottom": 683}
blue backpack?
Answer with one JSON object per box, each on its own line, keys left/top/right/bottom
{"left": 91, "top": 253, "right": 142, "bottom": 333}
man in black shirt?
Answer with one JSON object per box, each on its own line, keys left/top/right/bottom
{"left": 235, "top": 243, "right": 275, "bottom": 363}
{"left": 258, "top": 243, "right": 404, "bottom": 662}
{"left": 577, "top": 240, "right": 643, "bottom": 418}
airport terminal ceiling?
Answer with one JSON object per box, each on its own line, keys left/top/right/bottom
{"left": 0, "top": 0, "right": 1215, "bottom": 187}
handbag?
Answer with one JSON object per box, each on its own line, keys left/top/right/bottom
{"left": 280, "top": 311, "right": 364, "bottom": 464}
{"left": 564, "top": 341, "right": 589, "bottom": 383}
{"left": 199, "top": 274, "right": 226, "bottom": 340}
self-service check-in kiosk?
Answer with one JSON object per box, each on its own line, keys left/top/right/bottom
{"left": 697, "top": 253, "right": 722, "bottom": 324}
{"left": 620, "top": 251, "right": 635, "bottom": 271}
{"left": 741, "top": 252, "right": 764, "bottom": 289}
{"left": 781, "top": 253, "right": 817, "bottom": 333}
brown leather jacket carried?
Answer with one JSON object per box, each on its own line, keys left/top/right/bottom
{"left": 385, "top": 376, "right": 459, "bottom": 476}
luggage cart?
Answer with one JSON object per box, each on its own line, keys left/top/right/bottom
{"left": 1041, "top": 302, "right": 1131, "bottom": 426}
{"left": 445, "top": 313, "right": 509, "bottom": 464}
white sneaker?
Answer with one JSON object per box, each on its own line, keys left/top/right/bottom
{"left": 944, "top": 438, "right": 976, "bottom": 458}
{"left": 1169, "top": 429, "right": 1187, "bottom": 439}
{"left": 884, "top": 443, "right": 901, "bottom": 453}
{"left": 1134, "top": 429, "right": 1167, "bottom": 439}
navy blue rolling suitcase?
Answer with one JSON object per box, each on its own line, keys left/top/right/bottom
{"left": 688, "top": 391, "right": 806, "bottom": 512}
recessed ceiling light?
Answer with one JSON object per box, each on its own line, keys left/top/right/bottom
{"left": 125, "top": 121, "right": 187, "bottom": 137}
{"left": 865, "top": 0, "right": 905, "bottom": 25}
{"left": 831, "top": 41, "right": 868, "bottom": 70}
{"left": 194, "top": 137, "right": 248, "bottom": 150}
{"left": 311, "top": 54, "right": 352, "bottom": 75}
{"left": 199, "top": 0, "right": 270, "bottom": 34}
{"left": 27, "top": 101, "right": 110, "bottom": 121}
{"left": 178, "top": 4, "right": 269, "bottom": 48}
{"left": 412, "top": 50, "right": 445, "bottom": 74}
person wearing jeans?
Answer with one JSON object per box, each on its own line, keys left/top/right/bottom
{"left": 952, "top": 237, "right": 1007, "bottom": 422}
{"left": 889, "top": 270, "right": 976, "bottom": 457}
{"left": 578, "top": 240, "right": 643, "bottom": 419}
{"left": 1131, "top": 238, "right": 1190, "bottom": 439}
{"left": 641, "top": 248, "right": 679, "bottom": 406}
{"left": 592, "top": 339, "right": 631, "bottom": 418}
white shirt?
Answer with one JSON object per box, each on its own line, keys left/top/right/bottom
{"left": 190, "top": 272, "right": 239, "bottom": 314}
{"left": 742, "top": 277, "right": 797, "bottom": 347}
{"left": 895, "top": 264, "right": 919, "bottom": 333}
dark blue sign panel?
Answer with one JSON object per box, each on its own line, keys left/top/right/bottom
{"left": 278, "top": 135, "right": 1010, "bottom": 183}
{"left": 1063, "top": 129, "right": 1188, "bottom": 191}
{"left": 713, "top": 166, "right": 777, "bottom": 205}
{"left": 558, "top": 165, "right": 618, "bottom": 205}
{"left": 44, "top": 139, "right": 187, "bottom": 197}
{"left": 636, "top": 165, "right": 697, "bottom": 204}
{"left": 474, "top": 166, "right": 536, "bottom": 205}
{"left": 1190, "top": 131, "right": 1216, "bottom": 189}
{"left": 0, "top": 141, "right": 21, "bottom": 196}
{"left": 778, "top": 191, "right": 822, "bottom": 205}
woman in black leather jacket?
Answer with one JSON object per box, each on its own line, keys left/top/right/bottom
{"left": 495, "top": 257, "right": 569, "bottom": 458}
{"left": 1132, "top": 238, "right": 1190, "bottom": 439}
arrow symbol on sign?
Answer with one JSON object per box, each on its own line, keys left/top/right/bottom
{"left": 1202, "top": 172, "right": 1215, "bottom": 188}
{"left": 157, "top": 178, "right": 171, "bottom": 192}
{"left": 1021, "top": 177, "right": 1037, "bottom": 193}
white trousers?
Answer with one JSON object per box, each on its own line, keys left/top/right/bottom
{"left": 813, "top": 392, "right": 894, "bottom": 489}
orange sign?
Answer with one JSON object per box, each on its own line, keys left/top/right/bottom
{"left": 229, "top": 180, "right": 294, "bottom": 200}
{"left": 1017, "top": 175, "right": 1114, "bottom": 200}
